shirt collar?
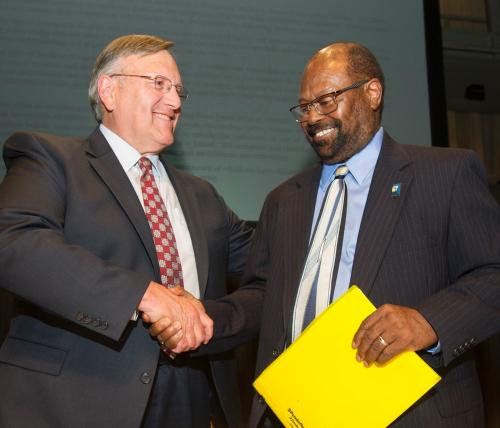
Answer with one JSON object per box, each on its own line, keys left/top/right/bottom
{"left": 99, "top": 124, "right": 161, "bottom": 173}
{"left": 319, "top": 126, "right": 384, "bottom": 190}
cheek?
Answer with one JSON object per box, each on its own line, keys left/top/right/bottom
{"left": 136, "top": 93, "right": 160, "bottom": 118}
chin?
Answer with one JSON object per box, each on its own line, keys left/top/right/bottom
{"left": 156, "top": 132, "right": 175, "bottom": 147}
{"left": 311, "top": 139, "right": 336, "bottom": 157}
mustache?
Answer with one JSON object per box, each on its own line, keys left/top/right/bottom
{"left": 305, "top": 118, "right": 342, "bottom": 137}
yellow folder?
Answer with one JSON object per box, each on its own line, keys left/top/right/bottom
{"left": 253, "top": 286, "right": 441, "bottom": 428}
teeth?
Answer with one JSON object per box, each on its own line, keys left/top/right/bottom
{"left": 316, "top": 128, "right": 335, "bottom": 137}
{"left": 154, "top": 113, "right": 172, "bottom": 120}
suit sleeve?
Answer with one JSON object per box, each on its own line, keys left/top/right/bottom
{"left": 417, "top": 151, "right": 500, "bottom": 366}
{"left": 0, "top": 133, "right": 151, "bottom": 341}
{"left": 200, "top": 195, "right": 272, "bottom": 354}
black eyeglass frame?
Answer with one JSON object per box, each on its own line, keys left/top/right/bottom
{"left": 289, "top": 79, "right": 369, "bottom": 122}
{"left": 110, "top": 74, "right": 189, "bottom": 100}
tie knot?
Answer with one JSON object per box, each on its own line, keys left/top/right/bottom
{"left": 335, "top": 165, "right": 349, "bottom": 179}
{"left": 138, "top": 157, "right": 153, "bottom": 176}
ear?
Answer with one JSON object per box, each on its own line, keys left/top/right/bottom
{"left": 97, "top": 74, "right": 116, "bottom": 115}
{"left": 365, "top": 79, "right": 383, "bottom": 112}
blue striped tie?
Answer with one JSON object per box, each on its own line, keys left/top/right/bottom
{"left": 293, "top": 165, "right": 348, "bottom": 340}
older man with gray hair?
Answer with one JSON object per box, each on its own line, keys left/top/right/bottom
{"left": 0, "top": 34, "right": 258, "bottom": 428}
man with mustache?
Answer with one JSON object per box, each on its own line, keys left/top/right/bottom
{"left": 238, "top": 42, "right": 499, "bottom": 427}
{"left": 0, "top": 34, "right": 257, "bottom": 428}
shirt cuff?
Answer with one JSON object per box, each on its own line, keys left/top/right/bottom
{"left": 427, "top": 340, "right": 441, "bottom": 355}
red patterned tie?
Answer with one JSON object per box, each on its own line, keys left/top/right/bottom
{"left": 138, "top": 157, "right": 184, "bottom": 288}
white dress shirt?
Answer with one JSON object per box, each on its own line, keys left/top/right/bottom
{"left": 100, "top": 124, "right": 201, "bottom": 299}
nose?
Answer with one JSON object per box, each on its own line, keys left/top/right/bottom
{"left": 303, "top": 105, "right": 325, "bottom": 125}
{"left": 162, "top": 88, "right": 182, "bottom": 111}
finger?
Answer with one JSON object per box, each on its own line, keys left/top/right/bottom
{"left": 148, "top": 317, "right": 173, "bottom": 337}
{"left": 156, "top": 321, "right": 182, "bottom": 344}
{"left": 200, "top": 313, "right": 214, "bottom": 344}
{"left": 352, "top": 308, "right": 385, "bottom": 349}
{"left": 163, "top": 329, "right": 184, "bottom": 349}
{"left": 355, "top": 318, "right": 386, "bottom": 362}
{"left": 142, "top": 313, "right": 151, "bottom": 323}
{"left": 182, "top": 313, "right": 199, "bottom": 350}
{"left": 187, "top": 299, "right": 211, "bottom": 344}
{"left": 191, "top": 313, "right": 206, "bottom": 348}
{"left": 374, "top": 324, "right": 416, "bottom": 365}
{"left": 170, "top": 337, "right": 191, "bottom": 354}
{"left": 376, "top": 341, "right": 399, "bottom": 365}
{"left": 362, "top": 334, "right": 391, "bottom": 367}
{"left": 185, "top": 301, "right": 206, "bottom": 348}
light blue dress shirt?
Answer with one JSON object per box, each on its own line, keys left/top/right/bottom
{"left": 310, "top": 126, "right": 441, "bottom": 353}
{"left": 311, "top": 126, "right": 384, "bottom": 302}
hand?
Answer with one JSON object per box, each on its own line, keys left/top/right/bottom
{"left": 138, "top": 282, "right": 213, "bottom": 350}
{"left": 148, "top": 316, "right": 184, "bottom": 355}
{"left": 154, "top": 286, "right": 213, "bottom": 353}
{"left": 168, "top": 286, "right": 213, "bottom": 348}
{"left": 352, "top": 304, "right": 438, "bottom": 367}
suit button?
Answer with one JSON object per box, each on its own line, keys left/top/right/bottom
{"left": 470, "top": 337, "right": 475, "bottom": 344}
{"left": 76, "top": 312, "right": 84, "bottom": 321}
{"left": 140, "top": 372, "right": 152, "bottom": 384}
{"left": 458, "top": 345, "right": 465, "bottom": 353}
{"left": 272, "top": 348, "right": 280, "bottom": 357}
{"left": 453, "top": 348, "right": 460, "bottom": 356}
{"left": 258, "top": 395, "right": 265, "bottom": 405}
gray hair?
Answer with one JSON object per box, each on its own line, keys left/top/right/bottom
{"left": 88, "top": 34, "right": 174, "bottom": 122}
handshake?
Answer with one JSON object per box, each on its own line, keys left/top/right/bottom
{"left": 138, "top": 281, "right": 213, "bottom": 354}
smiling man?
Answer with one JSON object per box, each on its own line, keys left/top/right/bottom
{"left": 0, "top": 34, "right": 255, "bottom": 428}
{"left": 242, "top": 42, "right": 500, "bottom": 427}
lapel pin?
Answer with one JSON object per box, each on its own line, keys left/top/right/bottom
{"left": 391, "top": 183, "right": 401, "bottom": 197}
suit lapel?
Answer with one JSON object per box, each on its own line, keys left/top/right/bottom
{"left": 350, "top": 133, "right": 412, "bottom": 297}
{"left": 282, "top": 164, "right": 322, "bottom": 333}
{"left": 85, "top": 128, "right": 159, "bottom": 278}
{"left": 161, "top": 159, "right": 209, "bottom": 297}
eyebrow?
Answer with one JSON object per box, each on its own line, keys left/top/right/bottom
{"left": 298, "top": 88, "right": 337, "bottom": 104}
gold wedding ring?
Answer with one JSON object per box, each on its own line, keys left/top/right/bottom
{"left": 378, "top": 335, "right": 388, "bottom": 347}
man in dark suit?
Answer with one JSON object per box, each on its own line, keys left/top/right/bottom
{"left": 0, "top": 34, "right": 256, "bottom": 428}
{"left": 238, "top": 42, "right": 500, "bottom": 427}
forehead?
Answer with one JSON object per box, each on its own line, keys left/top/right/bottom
{"left": 119, "top": 50, "right": 181, "bottom": 81}
{"left": 299, "top": 57, "right": 349, "bottom": 100}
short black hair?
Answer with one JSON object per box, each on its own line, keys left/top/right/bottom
{"left": 345, "top": 43, "right": 385, "bottom": 93}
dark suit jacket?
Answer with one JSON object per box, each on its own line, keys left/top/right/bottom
{"left": 242, "top": 132, "right": 500, "bottom": 427}
{"left": 0, "top": 128, "right": 253, "bottom": 428}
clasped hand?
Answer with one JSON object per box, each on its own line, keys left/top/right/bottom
{"left": 138, "top": 281, "right": 213, "bottom": 353}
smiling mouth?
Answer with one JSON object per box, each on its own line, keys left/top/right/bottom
{"left": 154, "top": 112, "right": 174, "bottom": 121}
{"left": 315, "top": 127, "right": 336, "bottom": 137}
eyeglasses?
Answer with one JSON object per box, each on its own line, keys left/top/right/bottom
{"left": 289, "top": 79, "right": 369, "bottom": 123}
{"left": 110, "top": 74, "right": 189, "bottom": 101}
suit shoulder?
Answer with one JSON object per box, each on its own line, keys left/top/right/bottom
{"left": 401, "top": 143, "right": 477, "bottom": 165}
{"left": 4, "top": 131, "right": 85, "bottom": 158}
{"left": 161, "top": 161, "right": 221, "bottom": 199}
{"left": 396, "top": 142, "right": 487, "bottom": 184}
{"left": 266, "top": 163, "right": 320, "bottom": 200}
